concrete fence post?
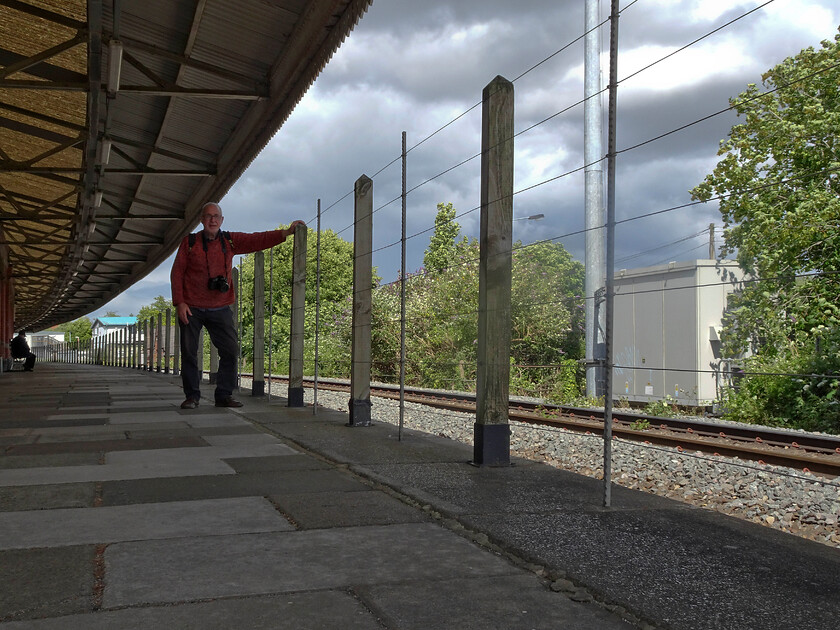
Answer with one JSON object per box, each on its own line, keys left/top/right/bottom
{"left": 474, "top": 75, "right": 514, "bottom": 467}
{"left": 349, "top": 174, "right": 373, "bottom": 426}
{"left": 288, "top": 223, "right": 307, "bottom": 407}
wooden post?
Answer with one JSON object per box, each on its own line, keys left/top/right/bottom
{"left": 145, "top": 319, "right": 151, "bottom": 370}
{"left": 156, "top": 314, "right": 163, "bottom": 372}
{"left": 173, "top": 309, "right": 180, "bottom": 376}
{"left": 349, "top": 175, "right": 373, "bottom": 426}
{"left": 288, "top": 223, "right": 307, "bottom": 407}
{"left": 474, "top": 75, "right": 514, "bottom": 467}
{"left": 252, "top": 251, "right": 266, "bottom": 396}
{"left": 209, "top": 339, "right": 219, "bottom": 384}
{"left": 198, "top": 328, "right": 205, "bottom": 382}
{"left": 164, "top": 309, "right": 172, "bottom": 374}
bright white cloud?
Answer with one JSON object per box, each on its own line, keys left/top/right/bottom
{"left": 618, "top": 40, "right": 756, "bottom": 93}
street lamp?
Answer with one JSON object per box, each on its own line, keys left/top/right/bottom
{"left": 514, "top": 213, "right": 545, "bottom": 222}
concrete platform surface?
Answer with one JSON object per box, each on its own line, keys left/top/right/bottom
{"left": 1, "top": 364, "right": 838, "bottom": 629}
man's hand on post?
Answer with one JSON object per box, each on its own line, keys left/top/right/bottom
{"left": 287, "top": 220, "right": 305, "bottom": 236}
{"left": 176, "top": 302, "right": 192, "bottom": 325}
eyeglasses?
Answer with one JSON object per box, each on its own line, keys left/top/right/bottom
{"left": 202, "top": 214, "right": 222, "bottom": 222}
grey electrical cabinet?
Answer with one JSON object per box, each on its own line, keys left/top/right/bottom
{"left": 611, "top": 259, "right": 744, "bottom": 406}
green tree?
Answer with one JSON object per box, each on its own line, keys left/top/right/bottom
{"left": 691, "top": 31, "right": 840, "bottom": 431}
{"left": 236, "top": 225, "right": 361, "bottom": 377}
{"left": 137, "top": 296, "right": 173, "bottom": 324}
{"left": 104, "top": 310, "right": 120, "bottom": 317}
{"left": 368, "top": 204, "right": 586, "bottom": 398}
{"left": 59, "top": 317, "right": 92, "bottom": 342}
{"left": 423, "top": 202, "right": 466, "bottom": 274}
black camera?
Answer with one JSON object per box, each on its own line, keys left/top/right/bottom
{"left": 208, "top": 275, "right": 230, "bottom": 292}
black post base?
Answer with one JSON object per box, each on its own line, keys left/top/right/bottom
{"left": 472, "top": 423, "right": 511, "bottom": 467}
{"left": 287, "top": 386, "right": 304, "bottom": 407}
{"left": 347, "top": 398, "right": 372, "bottom": 427}
{"left": 209, "top": 371, "right": 217, "bottom": 384}
{"left": 252, "top": 381, "right": 265, "bottom": 397}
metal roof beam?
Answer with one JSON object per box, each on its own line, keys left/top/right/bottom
{"left": 0, "top": 0, "right": 87, "bottom": 30}
{"left": 0, "top": 31, "right": 87, "bottom": 79}
{"left": 110, "top": 86, "right": 266, "bottom": 99}
{"left": 108, "top": 133, "right": 215, "bottom": 169}
{"left": 0, "top": 165, "right": 214, "bottom": 175}
{"left": 115, "top": 34, "right": 265, "bottom": 89}
{"left": 0, "top": 79, "right": 86, "bottom": 89}
{"left": 0, "top": 101, "right": 86, "bottom": 133}
{"left": 0, "top": 117, "right": 81, "bottom": 145}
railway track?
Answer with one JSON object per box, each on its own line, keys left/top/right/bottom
{"left": 250, "top": 374, "right": 840, "bottom": 478}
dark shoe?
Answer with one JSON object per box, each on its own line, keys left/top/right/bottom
{"left": 215, "top": 396, "right": 243, "bottom": 408}
{"left": 180, "top": 398, "right": 199, "bottom": 409}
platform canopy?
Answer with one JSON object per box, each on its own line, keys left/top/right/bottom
{"left": 0, "top": 0, "right": 371, "bottom": 330}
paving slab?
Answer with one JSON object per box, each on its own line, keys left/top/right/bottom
{"left": 0, "top": 592, "right": 386, "bottom": 630}
{"left": 0, "top": 418, "right": 110, "bottom": 430}
{"left": 104, "top": 410, "right": 185, "bottom": 424}
{"left": 222, "top": 453, "right": 332, "bottom": 473}
{"left": 0, "top": 482, "right": 95, "bottom": 512}
{"left": 102, "top": 523, "right": 523, "bottom": 607}
{"left": 0, "top": 496, "right": 292, "bottom": 550}
{"left": 269, "top": 488, "right": 431, "bottom": 529}
{"left": 0, "top": 545, "right": 95, "bottom": 622}
{"left": 101, "top": 468, "right": 371, "bottom": 506}
{"left": 3, "top": 436, "right": 207, "bottom": 456}
{"left": 0, "top": 454, "right": 233, "bottom": 487}
{"left": 355, "top": 574, "right": 636, "bottom": 630}
{"left": 0, "top": 452, "right": 101, "bottom": 468}
{"left": 180, "top": 413, "right": 252, "bottom": 428}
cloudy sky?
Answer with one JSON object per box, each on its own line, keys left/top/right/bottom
{"left": 93, "top": 0, "right": 839, "bottom": 319}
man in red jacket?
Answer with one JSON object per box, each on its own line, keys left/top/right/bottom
{"left": 171, "top": 202, "right": 304, "bottom": 409}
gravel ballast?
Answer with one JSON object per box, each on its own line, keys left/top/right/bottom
{"left": 297, "top": 388, "right": 840, "bottom": 548}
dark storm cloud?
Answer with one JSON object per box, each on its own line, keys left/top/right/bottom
{"left": 92, "top": 0, "right": 840, "bottom": 318}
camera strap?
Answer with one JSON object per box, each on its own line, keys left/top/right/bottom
{"left": 196, "top": 231, "right": 231, "bottom": 284}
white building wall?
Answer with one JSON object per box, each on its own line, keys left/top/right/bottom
{"left": 612, "top": 260, "right": 744, "bottom": 406}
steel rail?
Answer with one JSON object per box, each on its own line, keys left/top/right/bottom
{"left": 237, "top": 373, "right": 840, "bottom": 478}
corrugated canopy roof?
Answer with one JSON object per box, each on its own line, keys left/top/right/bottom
{"left": 0, "top": 0, "right": 371, "bottom": 330}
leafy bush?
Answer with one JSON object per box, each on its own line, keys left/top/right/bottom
{"left": 643, "top": 396, "right": 680, "bottom": 418}
{"left": 721, "top": 330, "right": 840, "bottom": 433}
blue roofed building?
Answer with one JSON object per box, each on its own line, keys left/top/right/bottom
{"left": 91, "top": 317, "right": 137, "bottom": 338}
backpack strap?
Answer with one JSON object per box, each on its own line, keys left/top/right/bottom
{"left": 188, "top": 231, "right": 232, "bottom": 252}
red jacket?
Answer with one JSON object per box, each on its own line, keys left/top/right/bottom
{"left": 171, "top": 229, "right": 291, "bottom": 309}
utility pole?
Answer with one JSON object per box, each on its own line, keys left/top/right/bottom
{"left": 584, "top": 0, "right": 606, "bottom": 398}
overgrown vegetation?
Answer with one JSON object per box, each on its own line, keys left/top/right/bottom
{"left": 691, "top": 31, "right": 840, "bottom": 434}
{"left": 227, "top": 205, "right": 586, "bottom": 402}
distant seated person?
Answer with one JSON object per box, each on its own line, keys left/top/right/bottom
{"left": 10, "top": 330, "right": 36, "bottom": 372}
